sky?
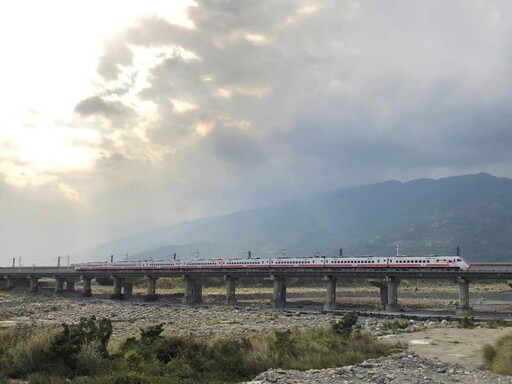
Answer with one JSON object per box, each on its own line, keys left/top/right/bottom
{"left": 1, "top": 0, "right": 512, "bottom": 265}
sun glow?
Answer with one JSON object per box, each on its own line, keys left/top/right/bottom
{"left": 0, "top": 113, "right": 102, "bottom": 187}
{"left": 0, "top": 1, "right": 194, "bottom": 188}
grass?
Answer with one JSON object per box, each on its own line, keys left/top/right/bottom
{"left": 486, "top": 319, "right": 508, "bottom": 329}
{"left": 0, "top": 316, "right": 404, "bottom": 383}
{"left": 0, "top": 325, "right": 61, "bottom": 378}
{"left": 482, "top": 332, "right": 512, "bottom": 375}
{"left": 381, "top": 319, "right": 411, "bottom": 333}
{"left": 112, "top": 325, "right": 403, "bottom": 382}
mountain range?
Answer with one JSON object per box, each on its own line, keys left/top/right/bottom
{"left": 74, "top": 173, "right": 512, "bottom": 263}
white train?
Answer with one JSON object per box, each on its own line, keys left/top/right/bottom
{"left": 74, "top": 255, "right": 471, "bottom": 271}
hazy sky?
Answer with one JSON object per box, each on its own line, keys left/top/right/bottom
{"left": 2, "top": 0, "right": 512, "bottom": 265}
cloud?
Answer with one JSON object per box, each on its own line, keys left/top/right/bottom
{"left": 75, "top": 96, "right": 126, "bottom": 117}
{"left": 70, "top": 0, "right": 512, "bottom": 203}
{"left": 74, "top": 96, "right": 136, "bottom": 129}
{"left": 4, "top": 0, "right": 512, "bottom": 263}
{"left": 97, "top": 36, "right": 135, "bottom": 81}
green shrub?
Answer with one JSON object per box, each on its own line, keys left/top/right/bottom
{"left": 75, "top": 340, "right": 109, "bottom": 376}
{"left": 50, "top": 316, "right": 112, "bottom": 372}
{"left": 202, "top": 337, "right": 247, "bottom": 382}
{"left": 457, "top": 316, "right": 476, "bottom": 329}
{"left": 331, "top": 312, "right": 359, "bottom": 336}
{"left": 381, "top": 319, "right": 411, "bottom": 333}
{"left": 140, "top": 323, "right": 164, "bottom": 340}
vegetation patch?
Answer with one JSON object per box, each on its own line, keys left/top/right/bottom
{"left": 381, "top": 319, "right": 411, "bottom": 333}
{"left": 0, "top": 315, "right": 403, "bottom": 383}
{"left": 482, "top": 332, "right": 512, "bottom": 375}
{"left": 457, "top": 316, "right": 476, "bottom": 329}
{"left": 486, "top": 319, "right": 508, "bottom": 329}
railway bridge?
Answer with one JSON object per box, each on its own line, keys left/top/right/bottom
{"left": 1, "top": 264, "right": 512, "bottom": 316}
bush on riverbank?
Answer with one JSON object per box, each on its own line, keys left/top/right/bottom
{"left": 482, "top": 332, "right": 512, "bottom": 375}
{"left": 0, "top": 315, "right": 403, "bottom": 383}
{"left": 0, "top": 316, "right": 112, "bottom": 379}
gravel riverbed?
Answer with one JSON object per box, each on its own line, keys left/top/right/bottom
{"left": 246, "top": 352, "right": 512, "bottom": 384}
{"left": 1, "top": 287, "right": 512, "bottom": 383}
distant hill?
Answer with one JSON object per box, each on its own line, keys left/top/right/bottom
{"left": 73, "top": 173, "right": 512, "bottom": 262}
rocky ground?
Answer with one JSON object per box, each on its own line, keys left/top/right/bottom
{"left": 1, "top": 282, "right": 512, "bottom": 383}
{"left": 246, "top": 352, "right": 512, "bottom": 384}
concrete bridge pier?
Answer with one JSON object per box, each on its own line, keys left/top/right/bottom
{"left": 111, "top": 276, "right": 125, "bottom": 300}
{"left": 80, "top": 276, "right": 92, "bottom": 297}
{"left": 54, "top": 276, "right": 64, "bottom": 294}
{"left": 66, "top": 281, "right": 75, "bottom": 292}
{"left": 28, "top": 275, "right": 39, "bottom": 293}
{"left": 271, "top": 275, "right": 286, "bottom": 308}
{"left": 144, "top": 276, "right": 158, "bottom": 302}
{"left": 194, "top": 283, "right": 203, "bottom": 303}
{"left": 225, "top": 275, "right": 238, "bottom": 305}
{"left": 5, "top": 276, "right": 14, "bottom": 290}
{"left": 323, "top": 275, "right": 339, "bottom": 310}
{"left": 455, "top": 277, "right": 473, "bottom": 316}
{"left": 369, "top": 280, "right": 388, "bottom": 310}
{"left": 385, "top": 277, "right": 401, "bottom": 312}
{"left": 123, "top": 282, "right": 133, "bottom": 299}
{"left": 182, "top": 276, "right": 203, "bottom": 304}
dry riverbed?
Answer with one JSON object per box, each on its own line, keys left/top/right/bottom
{"left": 382, "top": 326, "right": 512, "bottom": 367}
{"left": 1, "top": 283, "right": 512, "bottom": 383}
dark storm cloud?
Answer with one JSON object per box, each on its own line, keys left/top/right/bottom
{"left": 75, "top": 96, "right": 126, "bottom": 117}
{"left": 82, "top": 0, "right": 512, "bottom": 205}
{"left": 74, "top": 96, "right": 136, "bottom": 129}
